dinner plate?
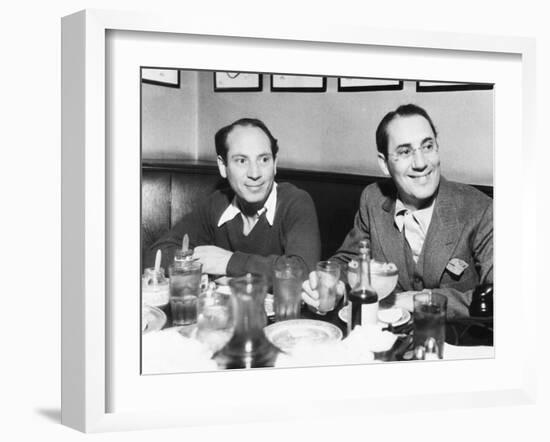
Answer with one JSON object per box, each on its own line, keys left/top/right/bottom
{"left": 142, "top": 304, "right": 167, "bottom": 333}
{"left": 338, "top": 305, "right": 411, "bottom": 327}
{"left": 264, "top": 319, "right": 343, "bottom": 353}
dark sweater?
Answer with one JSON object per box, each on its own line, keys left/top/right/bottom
{"left": 147, "top": 182, "right": 321, "bottom": 278}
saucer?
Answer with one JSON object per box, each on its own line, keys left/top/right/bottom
{"left": 338, "top": 305, "right": 410, "bottom": 327}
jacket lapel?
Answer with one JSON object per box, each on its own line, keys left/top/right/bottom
{"left": 374, "top": 194, "right": 412, "bottom": 291}
{"left": 421, "top": 178, "right": 462, "bottom": 287}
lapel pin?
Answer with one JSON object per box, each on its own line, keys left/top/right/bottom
{"left": 446, "top": 258, "right": 468, "bottom": 276}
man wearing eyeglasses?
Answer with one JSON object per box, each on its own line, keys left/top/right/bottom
{"left": 302, "top": 104, "right": 493, "bottom": 318}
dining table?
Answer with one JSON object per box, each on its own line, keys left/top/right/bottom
{"left": 141, "top": 279, "right": 495, "bottom": 374}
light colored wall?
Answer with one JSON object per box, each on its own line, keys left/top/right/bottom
{"left": 143, "top": 71, "right": 494, "bottom": 186}
{"left": 141, "top": 70, "right": 199, "bottom": 159}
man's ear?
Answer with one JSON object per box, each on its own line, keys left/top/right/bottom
{"left": 273, "top": 156, "right": 278, "bottom": 176}
{"left": 377, "top": 152, "right": 390, "bottom": 176}
{"left": 217, "top": 155, "right": 227, "bottom": 178}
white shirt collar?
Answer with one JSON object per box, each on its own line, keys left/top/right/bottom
{"left": 394, "top": 197, "right": 435, "bottom": 235}
{"left": 217, "top": 182, "right": 278, "bottom": 227}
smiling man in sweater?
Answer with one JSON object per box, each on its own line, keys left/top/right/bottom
{"left": 147, "top": 117, "right": 321, "bottom": 278}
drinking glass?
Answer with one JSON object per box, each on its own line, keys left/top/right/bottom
{"left": 316, "top": 261, "right": 341, "bottom": 314}
{"left": 196, "top": 287, "right": 234, "bottom": 353}
{"left": 413, "top": 290, "right": 447, "bottom": 359}
{"left": 141, "top": 267, "right": 169, "bottom": 307}
{"left": 168, "top": 261, "right": 202, "bottom": 326}
{"left": 273, "top": 257, "right": 304, "bottom": 321}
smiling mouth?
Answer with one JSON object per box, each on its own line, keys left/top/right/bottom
{"left": 409, "top": 171, "right": 432, "bottom": 180}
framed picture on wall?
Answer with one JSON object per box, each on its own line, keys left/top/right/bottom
{"left": 338, "top": 77, "right": 403, "bottom": 91}
{"left": 214, "top": 72, "right": 262, "bottom": 91}
{"left": 416, "top": 81, "right": 494, "bottom": 92}
{"left": 141, "top": 68, "right": 180, "bottom": 88}
{"left": 271, "top": 74, "right": 326, "bottom": 92}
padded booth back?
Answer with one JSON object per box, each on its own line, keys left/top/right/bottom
{"left": 141, "top": 160, "right": 493, "bottom": 269}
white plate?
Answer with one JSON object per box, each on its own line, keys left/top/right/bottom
{"left": 142, "top": 304, "right": 167, "bottom": 333}
{"left": 264, "top": 319, "right": 343, "bottom": 353}
{"left": 338, "top": 304, "right": 411, "bottom": 327}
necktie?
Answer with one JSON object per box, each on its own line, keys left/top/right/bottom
{"left": 402, "top": 211, "right": 424, "bottom": 263}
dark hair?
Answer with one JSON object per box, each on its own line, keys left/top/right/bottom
{"left": 215, "top": 118, "right": 279, "bottom": 162}
{"left": 375, "top": 104, "right": 438, "bottom": 158}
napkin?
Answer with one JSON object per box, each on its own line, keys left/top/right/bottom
{"left": 275, "top": 324, "right": 399, "bottom": 368}
{"left": 343, "top": 324, "right": 398, "bottom": 353}
{"left": 275, "top": 341, "right": 376, "bottom": 368}
{"left": 142, "top": 327, "right": 218, "bottom": 374}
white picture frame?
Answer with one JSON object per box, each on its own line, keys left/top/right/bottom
{"left": 61, "top": 9, "right": 537, "bottom": 433}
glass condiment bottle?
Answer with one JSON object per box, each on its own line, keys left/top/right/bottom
{"left": 213, "top": 273, "right": 281, "bottom": 369}
{"left": 348, "top": 240, "right": 379, "bottom": 334}
{"left": 173, "top": 248, "right": 210, "bottom": 291}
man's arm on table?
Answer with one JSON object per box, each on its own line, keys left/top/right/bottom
{"left": 148, "top": 190, "right": 322, "bottom": 278}
{"left": 302, "top": 188, "right": 371, "bottom": 307}
{"left": 144, "top": 208, "right": 213, "bottom": 274}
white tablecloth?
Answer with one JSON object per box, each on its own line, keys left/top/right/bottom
{"left": 141, "top": 325, "right": 494, "bottom": 374}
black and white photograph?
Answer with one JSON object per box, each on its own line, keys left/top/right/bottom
{"left": 140, "top": 69, "right": 494, "bottom": 374}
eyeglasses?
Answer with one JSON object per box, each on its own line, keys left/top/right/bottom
{"left": 389, "top": 142, "right": 439, "bottom": 161}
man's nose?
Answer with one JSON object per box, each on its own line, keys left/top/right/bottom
{"left": 247, "top": 161, "right": 261, "bottom": 179}
{"left": 411, "top": 148, "right": 428, "bottom": 169}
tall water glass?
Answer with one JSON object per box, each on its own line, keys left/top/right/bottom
{"left": 196, "top": 287, "right": 234, "bottom": 353}
{"left": 169, "top": 261, "right": 202, "bottom": 326}
{"left": 413, "top": 291, "right": 447, "bottom": 359}
{"left": 273, "top": 257, "right": 304, "bottom": 321}
{"left": 316, "top": 261, "right": 341, "bottom": 314}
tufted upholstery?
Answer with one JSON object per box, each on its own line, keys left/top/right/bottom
{"left": 141, "top": 160, "right": 493, "bottom": 271}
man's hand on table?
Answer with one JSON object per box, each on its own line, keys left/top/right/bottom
{"left": 193, "top": 245, "right": 232, "bottom": 276}
{"left": 301, "top": 270, "right": 346, "bottom": 309}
